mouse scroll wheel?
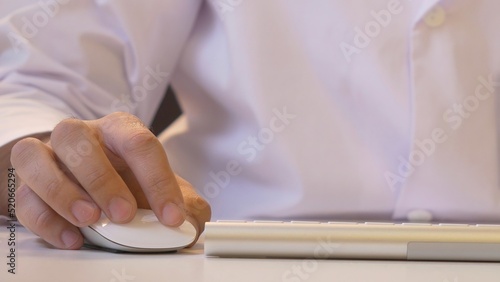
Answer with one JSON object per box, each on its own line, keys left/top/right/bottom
{"left": 141, "top": 214, "right": 160, "bottom": 223}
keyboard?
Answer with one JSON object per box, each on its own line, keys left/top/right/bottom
{"left": 204, "top": 220, "right": 500, "bottom": 261}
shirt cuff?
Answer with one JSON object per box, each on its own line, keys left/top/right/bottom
{"left": 0, "top": 98, "right": 71, "bottom": 147}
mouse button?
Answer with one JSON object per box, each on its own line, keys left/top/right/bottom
{"left": 141, "top": 221, "right": 197, "bottom": 248}
{"left": 147, "top": 220, "right": 196, "bottom": 239}
{"left": 140, "top": 213, "right": 159, "bottom": 223}
{"left": 132, "top": 209, "right": 159, "bottom": 224}
{"left": 89, "top": 212, "right": 112, "bottom": 229}
{"left": 93, "top": 221, "right": 181, "bottom": 248}
{"left": 90, "top": 223, "right": 148, "bottom": 248}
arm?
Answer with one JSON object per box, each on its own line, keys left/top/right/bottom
{"left": 0, "top": 0, "right": 210, "bottom": 249}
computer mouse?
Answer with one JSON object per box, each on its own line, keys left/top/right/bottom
{"left": 79, "top": 208, "right": 197, "bottom": 253}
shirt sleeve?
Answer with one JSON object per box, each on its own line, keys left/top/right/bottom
{"left": 0, "top": 0, "right": 202, "bottom": 147}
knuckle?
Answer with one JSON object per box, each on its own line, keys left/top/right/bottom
{"left": 15, "top": 190, "right": 32, "bottom": 228}
{"left": 147, "top": 173, "right": 171, "bottom": 195}
{"left": 51, "top": 118, "right": 89, "bottom": 147}
{"left": 107, "top": 111, "right": 135, "bottom": 120}
{"left": 85, "top": 167, "right": 112, "bottom": 190}
{"left": 15, "top": 185, "right": 31, "bottom": 215}
{"left": 10, "top": 138, "right": 41, "bottom": 168}
{"left": 33, "top": 209, "right": 55, "bottom": 231}
{"left": 192, "top": 196, "right": 211, "bottom": 217}
{"left": 107, "top": 112, "right": 144, "bottom": 127}
{"left": 14, "top": 185, "right": 62, "bottom": 236}
{"left": 122, "top": 129, "right": 157, "bottom": 154}
{"left": 43, "top": 177, "right": 64, "bottom": 200}
{"left": 100, "top": 113, "right": 150, "bottom": 144}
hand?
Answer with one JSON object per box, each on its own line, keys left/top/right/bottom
{"left": 10, "top": 112, "right": 211, "bottom": 249}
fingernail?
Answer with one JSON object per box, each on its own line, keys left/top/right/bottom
{"left": 71, "top": 200, "right": 97, "bottom": 223}
{"left": 162, "top": 203, "right": 185, "bottom": 226}
{"left": 109, "top": 197, "right": 133, "bottom": 222}
{"left": 61, "top": 229, "right": 80, "bottom": 248}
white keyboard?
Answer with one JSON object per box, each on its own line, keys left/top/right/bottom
{"left": 204, "top": 220, "right": 500, "bottom": 261}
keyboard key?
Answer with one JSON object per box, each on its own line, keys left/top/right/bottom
{"left": 364, "top": 222, "right": 395, "bottom": 225}
{"left": 252, "top": 220, "right": 283, "bottom": 224}
{"left": 401, "top": 222, "right": 432, "bottom": 226}
{"left": 291, "top": 221, "right": 321, "bottom": 224}
{"left": 216, "top": 220, "right": 247, "bottom": 223}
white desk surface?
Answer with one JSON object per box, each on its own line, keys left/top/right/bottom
{"left": 1, "top": 219, "right": 500, "bottom": 282}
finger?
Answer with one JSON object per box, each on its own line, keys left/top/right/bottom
{"left": 89, "top": 138, "right": 151, "bottom": 209}
{"left": 16, "top": 184, "right": 83, "bottom": 249}
{"left": 175, "top": 175, "right": 211, "bottom": 233}
{"left": 174, "top": 175, "right": 211, "bottom": 247}
{"left": 117, "top": 166, "right": 151, "bottom": 209}
{"left": 50, "top": 118, "right": 137, "bottom": 223}
{"left": 11, "top": 137, "right": 101, "bottom": 226}
{"left": 94, "top": 113, "right": 185, "bottom": 226}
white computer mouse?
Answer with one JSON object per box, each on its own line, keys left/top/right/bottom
{"left": 79, "top": 209, "right": 197, "bottom": 253}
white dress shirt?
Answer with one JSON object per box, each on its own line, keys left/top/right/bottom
{"left": 1, "top": 0, "right": 500, "bottom": 222}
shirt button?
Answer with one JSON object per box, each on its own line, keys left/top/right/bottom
{"left": 424, "top": 5, "right": 446, "bottom": 27}
{"left": 406, "top": 209, "right": 433, "bottom": 222}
